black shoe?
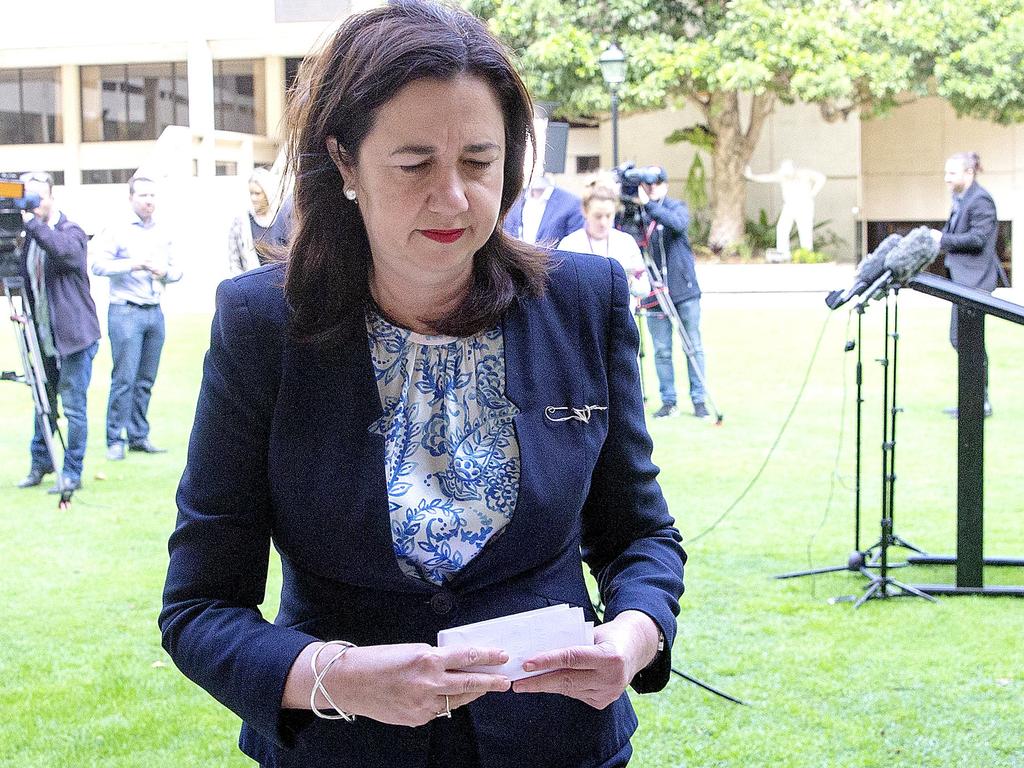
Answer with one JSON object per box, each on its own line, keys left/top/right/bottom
{"left": 129, "top": 439, "right": 167, "bottom": 454}
{"left": 106, "top": 443, "right": 126, "bottom": 461}
{"left": 47, "top": 476, "right": 82, "bottom": 494}
{"left": 693, "top": 402, "right": 710, "bottom": 419}
{"left": 17, "top": 467, "right": 53, "bottom": 488}
{"left": 653, "top": 404, "right": 679, "bottom": 419}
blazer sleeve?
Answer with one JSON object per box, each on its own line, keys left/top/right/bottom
{"left": 23, "top": 217, "right": 88, "bottom": 275}
{"left": 159, "top": 277, "right": 317, "bottom": 749}
{"left": 579, "top": 259, "right": 686, "bottom": 694}
{"left": 940, "top": 193, "right": 997, "bottom": 254}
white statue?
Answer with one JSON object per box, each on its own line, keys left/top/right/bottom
{"left": 744, "top": 160, "right": 826, "bottom": 255}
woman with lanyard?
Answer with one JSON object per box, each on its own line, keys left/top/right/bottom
{"left": 160, "top": 2, "right": 685, "bottom": 766}
{"left": 559, "top": 183, "right": 651, "bottom": 304}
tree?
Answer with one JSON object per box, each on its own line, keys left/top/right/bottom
{"left": 467, "top": 0, "right": 1024, "bottom": 252}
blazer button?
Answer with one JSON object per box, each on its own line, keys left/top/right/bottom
{"left": 430, "top": 591, "right": 455, "bottom": 615}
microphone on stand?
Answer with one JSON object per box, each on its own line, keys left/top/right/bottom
{"left": 825, "top": 233, "right": 902, "bottom": 310}
{"left": 884, "top": 226, "right": 940, "bottom": 286}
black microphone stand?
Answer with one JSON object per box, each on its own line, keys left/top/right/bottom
{"left": 834, "top": 287, "right": 935, "bottom": 607}
{"left": 776, "top": 300, "right": 869, "bottom": 580}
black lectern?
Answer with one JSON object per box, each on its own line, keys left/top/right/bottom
{"left": 906, "top": 272, "right": 1024, "bottom": 596}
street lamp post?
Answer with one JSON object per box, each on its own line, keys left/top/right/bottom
{"left": 598, "top": 43, "right": 627, "bottom": 169}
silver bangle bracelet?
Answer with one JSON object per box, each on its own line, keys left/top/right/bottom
{"left": 309, "top": 640, "right": 357, "bottom": 721}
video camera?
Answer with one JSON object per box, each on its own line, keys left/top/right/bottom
{"left": 1, "top": 174, "right": 40, "bottom": 279}
{"left": 612, "top": 162, "right": 667, "bottom": 244}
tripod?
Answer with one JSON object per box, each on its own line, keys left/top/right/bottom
{"left": 638, "top": 246, "right": 723, "bottom": 424}
{"left": 2, "top": 274, "right": 72, "bottom": 506}
{"left": 835, "top": 288, "right": 934, "bottom": 607}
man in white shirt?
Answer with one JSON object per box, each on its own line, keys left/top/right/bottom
{"left": 90, "top": 175, "right": 182, "bottom": 460}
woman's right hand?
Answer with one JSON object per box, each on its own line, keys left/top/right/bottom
{"left": 289, "top": 642, "right": 512, "bottom": 726}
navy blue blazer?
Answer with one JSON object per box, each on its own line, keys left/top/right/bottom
{"left": 940, "top": 181, "right": 1005, "bottom": 292}
{"left": 160, "top": 253, "right": 685, "bottom": 768}
{"left": 503, "top": 187, "right": 586, "bottom": 247}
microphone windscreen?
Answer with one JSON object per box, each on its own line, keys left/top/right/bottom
{"left": 856, "top": 250, "right": 888, "bottom": 283}
{"left": 872, "top": 233, "right": 903, "bottom": 263}
{"left": 884, "top": 226, "right": 938, "bottom": 284}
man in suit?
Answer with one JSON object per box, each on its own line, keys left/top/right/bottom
{"left": 931, "top": 152, "right": 1007, "bottom": 419}
{"left": 502, "top": 175, "right": 584, "bottom": 247}
{"left": 16, "top": 172, "right": 101, "bottom": 494}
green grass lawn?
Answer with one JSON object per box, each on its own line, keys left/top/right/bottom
{"left": 1, "top": 296, "right": 1021, "bottom": 767}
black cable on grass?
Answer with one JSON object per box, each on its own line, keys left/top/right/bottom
{"left": 684, "top": 310, "right": 833, "bottom": 546}
{"left": 805, "top": 310, "right": 853, "bottom": 597}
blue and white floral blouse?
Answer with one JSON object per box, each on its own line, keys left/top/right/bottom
{"left": 367, "top": 307, "right": 521, "bottom": 585}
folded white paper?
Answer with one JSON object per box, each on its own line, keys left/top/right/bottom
{"left": 437, "top": 604, "right": 594, "bottom": 681}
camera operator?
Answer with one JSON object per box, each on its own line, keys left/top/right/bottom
{"left": 636, "top": 168, "right": 708, "bottom": 419}
{"left": 16, "top": 172, "right": 100, "bottom": 493}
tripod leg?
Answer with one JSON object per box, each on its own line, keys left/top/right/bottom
{"left": 887, "top": 578, "right": 938, "bottom": 602}
{"left": 853, "top": 579, "right": 883, "bottom": 609}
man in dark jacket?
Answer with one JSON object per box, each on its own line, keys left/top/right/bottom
{"left": 17, "top": 172, "right": 101, "bottom": 492}
{"left": 503, "top": 175, "right": 585, "bottom": 248}
{"left": 933, "top": 152, "right": 1006, "bottom": 419}
{"left": 639, "top": 168, "right": 708, "bottom": 419}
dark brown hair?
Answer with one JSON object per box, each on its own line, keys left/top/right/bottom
{"left": 283, "top": 0, "right": 548, "bottom": 343}
{"left": 949, "top": 151, "right": 982, "bottom": 174}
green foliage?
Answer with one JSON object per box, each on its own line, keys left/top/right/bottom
{"left": 790, "top": 247, "right": 833, "bottom": 263}
{"left": 745, "top": 209, "right": 776, "bottom": 251}
{"left": 466, "top": 0, "right": 1024, "bottom": 124}
{"left": 684, "top": 154, "right": 711, "bottom": 245}
{"left": 664, "top": 124, "right": 717, "bottom": 152}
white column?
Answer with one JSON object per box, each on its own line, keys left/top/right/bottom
{"left": 187, "top": 39, "right": 215, "bottom": 178}
{"left": 60, "top": 64, "right": 81, "bottom": 187}
{"left": 265, "top": 55, "right": 285, "bottom": 143}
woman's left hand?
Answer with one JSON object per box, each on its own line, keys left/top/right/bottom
{"left": 511, "top": 610, "right": 661, "bottom": 709}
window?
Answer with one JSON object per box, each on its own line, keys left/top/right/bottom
{"left": 576, "top": 155, "right": 601, "bottom": 174}
{"left": 81, "top": 168, "right": 135, "bottom": 185}
{"left": 8, "top": 170, "right": 65, "bottom": 185}
{"left": 285, "top": 57, "right": 304, "bottom": 94}
{"left": 214, "top": 60, "right": 266, "bottom": 135}
{"left": 80, "top": 63, "right": 188, "bottom": 142}
{"left": 0, "top": 68, "right": 62, "bottom": 144}
{"left": 216, "top": 162, "right": 238, "bottom": 176}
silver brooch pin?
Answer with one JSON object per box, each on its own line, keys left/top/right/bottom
{"left": 544, "top": 405, "right": 608, "bottom": 424}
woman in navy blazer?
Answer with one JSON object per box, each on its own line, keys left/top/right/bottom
{"left": 159, "top": 3, "right": 685, "bottom": 766}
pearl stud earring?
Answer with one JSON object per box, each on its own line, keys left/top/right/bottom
{"left": 344, "top": 189, "right": 357, "bottom": 201}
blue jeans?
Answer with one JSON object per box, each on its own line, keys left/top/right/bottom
{"left": 106, "top": 303, "right": 165, "bottom": 446}
{"left": 646, "top": 298, "right": 706, "bottom": 407}
{"left": 30, "top": 341, "right": 98, "bottom": 483}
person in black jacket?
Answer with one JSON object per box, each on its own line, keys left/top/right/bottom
{"left": 930, "top": 152, "right": 1007, "bottom": 419}
{"left": 16, "top": 172, "right": 101, "bottom": 492}
{"left": 639, "top": 168, "right": 708, "bottom": 419}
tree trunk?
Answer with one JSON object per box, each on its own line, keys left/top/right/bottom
{"left": 699, "top": 91, "right": 775, "bottom": 254}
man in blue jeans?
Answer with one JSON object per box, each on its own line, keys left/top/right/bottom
{"left": 638, "top": 168, "right": 708, "bottom": 419}
{"left": 91, "top": 175, "right": 182, "bottom": 460}
{"left": 16, "top": 172, "right": 101, "bottom": 493}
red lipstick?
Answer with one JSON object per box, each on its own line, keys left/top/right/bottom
{"left": 421, "top": 229, "right": 466, "bottom": 244}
